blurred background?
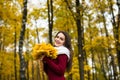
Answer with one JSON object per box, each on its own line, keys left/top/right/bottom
{"left": 0, "top": 0, "right": 120, "bottom": 80}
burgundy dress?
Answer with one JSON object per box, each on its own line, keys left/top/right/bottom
{"left": 43, "top": 54, "right": 68, "bottom": 80}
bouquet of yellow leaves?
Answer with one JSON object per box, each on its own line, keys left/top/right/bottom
{"left": 32, "top": 42, "right": 57, "bottom": 60}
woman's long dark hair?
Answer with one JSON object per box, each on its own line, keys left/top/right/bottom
{"left": 55, "top": 31, "right": 73, "bottom": 72}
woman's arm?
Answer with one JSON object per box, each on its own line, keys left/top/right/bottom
{"left": 43, "top": 54, "right": 68, "bottom": 75}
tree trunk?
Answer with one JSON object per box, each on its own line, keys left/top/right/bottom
{"left": 0, "top": 29, "right": 2, "bottom": 52}
{"left": 0, "top": 27, "right": 2, "bottom": 80}
{"left": 35, "top": 19, "right": 43, "bottom": 80}
{"left": 109, "top": 0, "right": 120, "bottom": 71}
{"left": 18, "top": 0, "right": 27, "bottom": 80}
{"left": 84, "top": 51, "right": 90, "bottom": 80}
{"left": 35, "top": 20, "right": 40, "bottom": 43}
{"left": 110, "top": 54, "right": 117, "bottom": 80}
{"left": 36, "top": 62, "right": 40, "bottom": 80}
{"left": 116, "top": 0, "right": 120, "bottom": 72}
{"left": 47, "top": 0, "right": 53, "bottom": 44}
{"left": 26, "top": 30, "right": 29, "bottom": 80}
{"left": 75, "top": 0, "right": 84, "bottom": 80}
{"left": 91, "top": 50, "right": 96, "bottom": 80}
{"left": 14, "top": 26, "right": 17, "bottom": 80}
{"left": 101, "top": 9, "right": 118, "bottom": 80}
{"left": 97, "top": 51, "right": 108, "bottom": 80}
{"left": 32, "top": 61, "right": 34, "bottom": 80}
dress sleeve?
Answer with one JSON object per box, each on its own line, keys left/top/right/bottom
{"left": 43, "top": 54, "right": 68, "bottom": 75}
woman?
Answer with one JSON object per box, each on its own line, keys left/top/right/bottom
{"left": 42, "top": 31, "right": 73, "bottom": 80}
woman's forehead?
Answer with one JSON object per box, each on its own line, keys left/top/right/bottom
{"left": 57, "top": 33, "right": 65, "bottom": 36}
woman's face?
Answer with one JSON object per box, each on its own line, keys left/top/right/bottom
{"left": 54, "top": 32, "right": 65, "bottom": 47}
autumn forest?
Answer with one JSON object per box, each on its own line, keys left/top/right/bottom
{"left": 0, "top": 0, "right": 120, "bottom": 80}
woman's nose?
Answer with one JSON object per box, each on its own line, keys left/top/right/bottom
{"left": 56, "top": 37, "right": 60, "bottom": 40}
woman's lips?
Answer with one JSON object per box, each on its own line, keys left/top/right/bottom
{"left": 55, "top": 40, "right": 60, "bottom": 44}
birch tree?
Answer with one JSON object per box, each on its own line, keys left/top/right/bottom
{"left": 18, "top": 0, "right": 27, "bottom": 80}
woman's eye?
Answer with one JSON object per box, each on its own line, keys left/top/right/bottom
{"left": 60, "top": 38, "right": 63, "bottom": 41}
{"left": 56, "top": 36, "right": 64, "bottom": 41}
{"left": 56, "top": 36, "right": 59, "bottom": 38}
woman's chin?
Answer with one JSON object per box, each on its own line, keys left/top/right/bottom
{"left": 54, "top": 44, "right": 60, "bottom": 47}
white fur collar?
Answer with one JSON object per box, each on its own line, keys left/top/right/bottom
{"left": 54, "top": 46, "right": 70, "bottom": 59}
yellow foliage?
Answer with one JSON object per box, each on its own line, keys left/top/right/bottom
{"left": 32, "top": 42, "right": 57, "bottom": 60}
{"left": 84, "top": 65, "right": 91, "bottom": 71}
